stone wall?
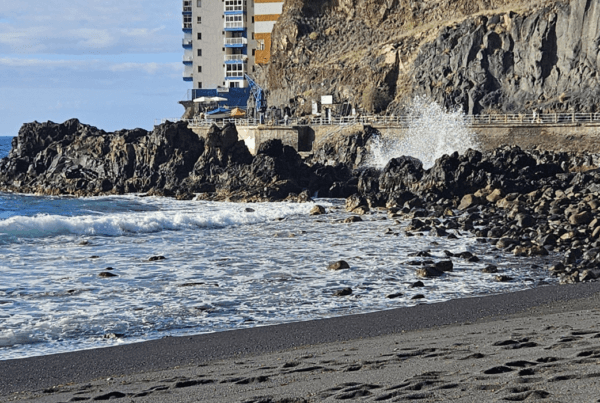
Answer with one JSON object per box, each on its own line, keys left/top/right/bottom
{"left": 374, "top": 124, "right": 600, "bottom": 153}
{"left": 193, "top": 123, "right": 600, "bottom": 156}
{"left": 192, "top": 125, "right": 311, "bottom": 154}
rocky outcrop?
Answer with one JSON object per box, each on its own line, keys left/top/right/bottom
{"left": 264, "top": 0, "right": 600, "bottom": 115}
{"left": 0, "top": 119, "right": 205, "bottom": 197}
{"left": 0, "top": 120, "right": 355, "bottom": 200}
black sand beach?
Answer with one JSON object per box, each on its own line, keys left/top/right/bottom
{"left": 3, "top": 281, "right": 600, "bottom": 402}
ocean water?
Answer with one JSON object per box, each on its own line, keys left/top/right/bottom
{"left": 0, "top": 131, "right": 556, "bottom": 361}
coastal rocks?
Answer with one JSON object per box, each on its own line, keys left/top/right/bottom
{"left": 416, "top": 267, "right": 444, "bottom": 278}
{"left": 0, "top": 121, "right": 354, "bottom": 201}
{"left": 328, "top": 260, "right": 350, "bottom": 271}
{"left": 416, "top": 261, "right": 452, "bottom": 278}
{"left": 310, "top": 205, "right": 326, "bottom": 215}
{"left": 0, "top": 119, "right": 205, "bottom": 196}
{"left": 458, "top": 194, "right": 481, "bottom": 210}
{"left": 309, "top": 126, "right": 375, "bottom": 169}
{"left": 333, "top": 287, "right": 353, "bottom": 296}
{"left": 569, "top": 211, "right": 593, "bottom": 226}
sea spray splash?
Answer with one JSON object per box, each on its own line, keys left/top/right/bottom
{"left": 363, "top": 97, "right": 479, "bottom": 169}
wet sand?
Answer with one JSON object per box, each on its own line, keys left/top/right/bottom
{"left": 2, "top": 282, "right": 600, "bottom": 402}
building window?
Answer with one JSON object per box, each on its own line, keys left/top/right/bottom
{"left": 197, "top": 0, "right": 201, "bottom": 7}
{"left": 197, "top": 16, "right": 201, "bottom": 24}
{"left": 225, "top": 0, "right": 243, "bottom": 12}
{"left": 257, "top": 39, "right": 265, "bottom": 50}
{"left": 183, "top": 15, "right": 192, "bottom": 29}
{"left": 198, "top": 66, "right": 202, "bottom": 73}
{"left": 230, "top": 82, "right": 240, "bottom": 88}
{"left": 197, "top": 32, "right": 202, "bottom": 40}
{"left": 225, "top": 15, "right": 243, "bottom": 29}
{"left": 226, "top": 63, "right": 244, "bottom": 78}
{"left": 197, "top": 49, "right": 202, "bottom": 56}
{"left": 198, "top": 82, "right": 202, "bottom": 88}
{"left": 252, "top": 49, "right": 256, "bottom": 56}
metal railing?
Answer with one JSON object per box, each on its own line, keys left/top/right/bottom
{"left": 465, "top": 113, "right": 600, "bottom": 125}
{"left": 156, "top": 113, "right": 600, "bottom": 129}
{"left": 224, "top": 37, "right": 247, "bottom": 46}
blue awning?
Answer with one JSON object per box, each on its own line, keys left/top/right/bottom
{"left": 206, "top": 107, "right": 231, "bottom": 115}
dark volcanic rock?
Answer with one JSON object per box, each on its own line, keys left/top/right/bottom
{"left": 0, "top": 120, "right": 352, "bottom": 202}
{"left": 0, "top": 119, "right": 205, "bottom": 196}
{"left": 333, "top": 287, "right": 353, "bottom": 296}
{"left": 328, "top": 260, "right": 350, "bottom": 271}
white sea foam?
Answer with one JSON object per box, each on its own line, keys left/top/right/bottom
{"left": 0, "top": 201, "right": 314, "bottom": 238}
{"left": 364, "top": 97, "right": 479, "bottom": 169}
{"left": 0, "top": 195, "right": 557, "bottom": 360}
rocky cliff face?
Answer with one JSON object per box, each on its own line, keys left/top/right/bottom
{"left": 264, "top": 0, "right": 600, "bottom": 115}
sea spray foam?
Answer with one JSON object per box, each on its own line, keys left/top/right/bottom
{"left": 363, "top": 97, "right": 479, "bottom": 169}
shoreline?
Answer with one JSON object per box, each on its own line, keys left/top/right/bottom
{"left": 2, "top": 281, "right": 600, "bottom": 401}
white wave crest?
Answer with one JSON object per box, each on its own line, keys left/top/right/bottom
{"left": 0, "top": 202, "right": 315, "bottom": 238}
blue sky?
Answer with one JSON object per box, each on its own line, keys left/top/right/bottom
{"left": 0, "top": 0, "right": 190, "bottom": 137}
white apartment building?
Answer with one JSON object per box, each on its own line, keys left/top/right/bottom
{"left": 182, "top": 0, "right": 284, "bottom": 95}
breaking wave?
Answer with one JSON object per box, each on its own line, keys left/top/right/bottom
{"left": 364, "top": 97, "right": 479, "bottom": 169}
{"left": 0, "top": 201, "right": 314, "bottom": 239}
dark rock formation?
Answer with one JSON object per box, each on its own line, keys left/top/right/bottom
{"left": 263, "top": 0, "right": 600, "bottom": 115}
{"left": 0, "top": 119, "right": 204, "bottom": 197}
{"left": 0, "top": 119, "right": 357, "bottom": 201}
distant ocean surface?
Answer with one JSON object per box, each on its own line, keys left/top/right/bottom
{"left": 0, "top": 137, "right": 12, "bottom": 160}
{"left": 0, "top": 135, "right": 557, "bottom": 361}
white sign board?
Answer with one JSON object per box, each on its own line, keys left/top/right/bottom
{"left": 321, "top": 95, "right": 333, "bottom": 105}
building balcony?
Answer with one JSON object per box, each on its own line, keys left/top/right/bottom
{"left": 225, "top": 54, "right": 248, "bottom": 62}
{"left": 224, "top": 37, "right": 247, "bottom": 47}
{"left": 182, "top": 38, "right": 193, "bottom": 47}
{"left": 224, "top": 21, "right": 245, "bottom": 30}
{"left": 183, "top": 55, "right": 193, "bottom": 64}
{"left": 183, "top": 6, "right": 192, "bottom": 13}
{"left": 182, "top": 23, "right": 192, "bottom": 30}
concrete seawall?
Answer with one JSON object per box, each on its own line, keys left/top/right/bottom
{"left": 191, "top": 123, "right": 600, "bottom": 155}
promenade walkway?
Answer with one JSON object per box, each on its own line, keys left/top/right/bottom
{"left": 156, "top": 112, "right": 600, "bottom": 128}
